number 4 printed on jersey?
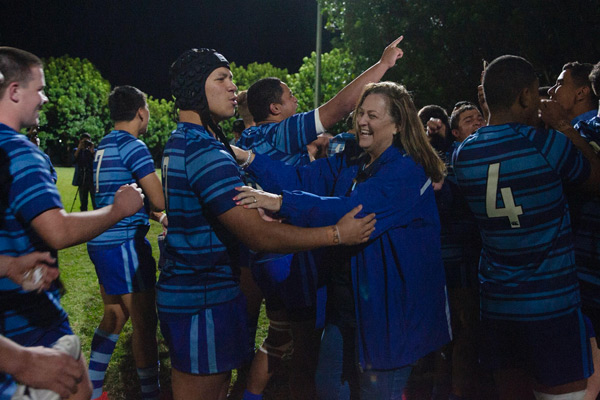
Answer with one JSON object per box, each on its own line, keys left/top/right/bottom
{"left": 485, "top": 163, "right": 523, "bottom": 228}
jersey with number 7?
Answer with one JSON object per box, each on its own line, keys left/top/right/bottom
{"left": 453, "top": 123, "right": 590, "bottom": 321}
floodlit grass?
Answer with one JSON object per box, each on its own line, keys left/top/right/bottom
{"left": 56, "top": 167, "right": 171, "bottom": 399}
{"left": 54, "top": 167, "right": 281, "bottom": 399}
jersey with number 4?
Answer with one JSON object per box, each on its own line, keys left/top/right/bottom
{"left": 88, "top": 130, "right": 155, "bottom": 248}
{"left": 453, "top": 123, "right": 590, "bottom": 321}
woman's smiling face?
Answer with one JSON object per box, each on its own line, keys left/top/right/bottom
{"left": 356, "top": 93, "right": 397, "bottom": 160}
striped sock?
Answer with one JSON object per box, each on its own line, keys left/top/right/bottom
{"left": 88, "top": 329, "right": 119, "bottom": 399}
{"left": 137, "top": 363, "right": 160, "bottom": 400}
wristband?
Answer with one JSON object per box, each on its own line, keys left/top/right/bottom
{"left": 240, "top": 149, "right": 253, "bottom": 169}
{"left": 159, "top": 213, "right": 167, "bottom": 224}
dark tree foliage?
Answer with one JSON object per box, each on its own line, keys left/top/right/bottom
{"left": 40, "top": 56, "right": 111, "bottom": 165}
{"left": 319, "top": 0, "right": 600, "bottom": 111}
{"left": 38, "top": 56, "right": 176, "bottom": 166}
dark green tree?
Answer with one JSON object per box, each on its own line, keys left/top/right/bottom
{"left": 146, "top": 96, "right": 177, "bottom": 166}
{"left": 40, "top": 56, "right": 111, "bottom": 165}
{"left": 319, "top": 0, "right": 600, "bottom": 110}
{"left": 288, "top": 47, "right": 356, "bottom": 113}
{"left": 219, "top": 61, "right": 289, "bottom": 139}
{"left": 230, "top": 61, "right": 289, "bottom": 92}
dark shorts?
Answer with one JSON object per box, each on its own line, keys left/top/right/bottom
{"left": 448, "top": 287, "right": 479, "bottom": 337}
{"left": 250, "top": 252, "right": 317, "bottom": 320}
{"left": 88, "top": 237, "right": 156, "bottom": 295}
{"left": 582, "top": 305, "right": 600, "bottom": 344}
{"left": 159, "top": 295, "right": 249, "bottom": 374}
{"left": 15, "top": 316, "right": 72, "bottom": 348}
{"left": 480, "top": 308, "right": 593, "bottom": 386}
{"left": 251, "top": 253, "right": 292, "bottom": 312}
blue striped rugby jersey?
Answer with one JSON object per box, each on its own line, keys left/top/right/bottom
{"left": 236, "top": 110, "right": 320, "bottom": 167}
{"left": 157, "top": 123, "right": 244, "bottom": 314}
{"left": 453, "top": 123, "right": 590, "bottom": 321}
{"left": 236, "top": 110, "right": 321, "bottom": 307}
{"left": 88, "top": 130, "right": 156, "bottom": 248}
{"left": 0, "top": 373, "right": 15, "bottom": 399}
{"left": 572, "top": 116, "right": 600, "bottom": 308}
{"left": 0, "top": 124, "right": 67, "bottom": 339}
{"left": 435, "top": 167, "right": 481, "bottom": 289}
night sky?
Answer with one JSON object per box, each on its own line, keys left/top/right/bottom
{"left": 1, "top": 1, "right": 331, "bottom": 99}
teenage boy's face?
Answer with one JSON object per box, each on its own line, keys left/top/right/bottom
{"left": 205, "top": 67, "right": 238, "bottom": 123}
{"left": 548, "top": 69, "right": 580, "bottom": 114}
{"left": 20, "top": 67, "right": 48, "bottom": 129}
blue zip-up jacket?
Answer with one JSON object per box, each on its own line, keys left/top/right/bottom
{"left": 246, "top": 144, "right": 451, "bottom": 369}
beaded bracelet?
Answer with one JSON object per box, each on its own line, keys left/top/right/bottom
{"left": 240, "top": 149, "right": 253, "bottom": 169}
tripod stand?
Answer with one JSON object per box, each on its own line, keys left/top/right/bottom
{"left": 69, "top": 184, "right": 80, "bottom": 212}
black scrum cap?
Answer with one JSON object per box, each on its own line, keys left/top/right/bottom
{"left": 169, "top": 48, "right": 230, "bottom": 112}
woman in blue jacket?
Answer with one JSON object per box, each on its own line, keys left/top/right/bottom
{"left": 233, "top": 81, "right": 451, "bottom": 399}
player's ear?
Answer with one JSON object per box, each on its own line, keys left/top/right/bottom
{"left": 7, "top": 82, "right": 20, "bottom": 103}
{"left": 518, "top": 86, "right": 533, "bottom": 109}
{"left": 269, "top": 103, "right": 280, "bottom": 116}
{"left": 576, "top": 86, "right": 590, "bottom": 103}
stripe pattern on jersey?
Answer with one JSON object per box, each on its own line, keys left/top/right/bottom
{"left": 572, "top": 116, "right": 600, "bottom": 308}
{"left": 453, "top": 123, "right": 590, "bottom": 321}
{"left": 237, "top": 110, "right": 320, "bottom": 310}
{"left": 157, "top": 123, "right": 243, "bottom": 314}
{"left": 0, "top": 124, "right": 66, "bottom": 341}
{"left": 237, "top": 110, "right": 318, "bottom": 166}
{"left": 88, "top": 130, "right": 156, "bottom": 248}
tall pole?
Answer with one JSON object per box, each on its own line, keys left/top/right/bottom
{"left": 314, "top": 1, "right": 322, "bottom": 109}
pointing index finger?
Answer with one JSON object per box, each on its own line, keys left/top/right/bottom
{"left": 390, "top": 35, "right": 404, "bottom": 47}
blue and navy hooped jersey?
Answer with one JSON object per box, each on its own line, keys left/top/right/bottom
{"left": 157, "top": 123, "right": 243, "bottom": 314}
{"left": 0, "top": 373, "right": 15, "bottom": 399}
{"left": 237, "top": 110, "right": 319, "bottom": 167}
{"left": 0, "top": 124, "right": 67, "bottom": 340}
{"left": 88, "top": 130, "right": 156, "bottom": 248}
{"left": 328, "top": 132, "right": 356, "bottom": 157}
{"left": 453, "top": 123, "right": 590, "bottom": 321}
{"left": 435, "top": 167, "right": 481, "bottom": 289}
{"left": 572, "top": 116, "right": 600, "bottom": 308}
{"left": 236, "top": 111, "right": 321, "bottom": 297}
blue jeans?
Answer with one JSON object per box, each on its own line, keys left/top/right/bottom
{"left": 315, "top": 322, "right": 412, "bottom": 399}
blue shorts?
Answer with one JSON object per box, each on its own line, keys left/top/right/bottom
{"left": 250, "top": 251, "right": 317, "bottom": 319}
{"left": 251, "top": 253, "right": 292, "bottom": 312}
{"left": 480, "top": 308, "right": 594, "bottom": 386}
{"left": 159, "top": 295, "right": 249, "bottom": 374}
{"left": 88, "top": 238, "right": 156, "bottom": 295}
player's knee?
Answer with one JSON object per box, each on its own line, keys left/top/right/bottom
{"left": 101, "top": 306, "right": 129, "bottom": 332}
{"left": 130, "top": 307, "right": 158, "bottom": 331}
{"left": 258, "top": 320, "right": 293, "bottom": 359}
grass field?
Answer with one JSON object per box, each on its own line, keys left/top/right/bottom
{"left": 54, "top": 167, "right": 285, "bottom": 400}
{"left": 56, "top": 167, "right": 172, "bottom": 399}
